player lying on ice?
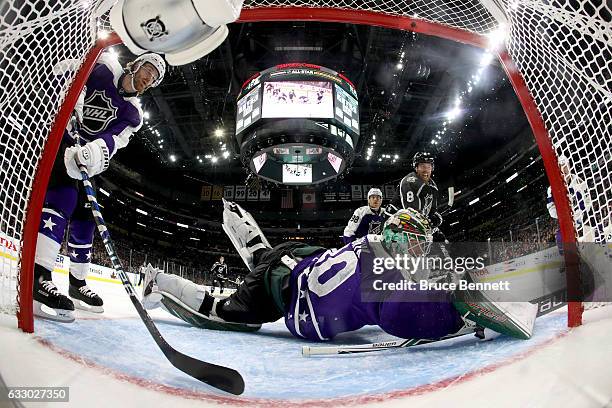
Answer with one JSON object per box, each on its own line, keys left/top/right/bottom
{"left": 141, "top": 200, "right": 538, "bottom": 342}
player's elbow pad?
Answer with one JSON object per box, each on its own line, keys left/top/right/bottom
{"left": 110, "top": 0, "right": 243, "bottom": 66}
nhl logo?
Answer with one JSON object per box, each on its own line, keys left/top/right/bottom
{"left": 82, "top": 90, "right": 118, "bottom": 134}
{"left": 141, "top": 16, "right": 168, "bottom": 41}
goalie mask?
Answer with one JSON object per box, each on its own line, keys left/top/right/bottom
{"left": 382, "top": 208, "right": 433, "bottom": 258}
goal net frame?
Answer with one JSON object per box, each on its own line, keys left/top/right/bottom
{"left": 3, "top": 1, "right": 608, "bottom": 333}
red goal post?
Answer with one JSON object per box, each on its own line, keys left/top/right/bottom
{"left": 1, "top": 1, "right": 609, "bottom": 332}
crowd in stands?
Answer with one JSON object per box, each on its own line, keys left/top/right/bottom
{"left": 57, "top": 209, "right": 563, "bottom": 290}
{"left": 488, "top": 216, "right": 559, "bottom": 263}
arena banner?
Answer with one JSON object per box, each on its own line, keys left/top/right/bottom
{"left": 212, "top": 185, "right": 224, "bottom": 200}
{"left": 323, "top": 185, "right": 338, "bottom": 202}
{"left": 223, "top": 185, "right": 235, "bottom": 200}
{"left": 201, "top": 185, "right": 212, "bottom": 201}
{"left": 384, "top": 184, "right": 396, "bottom": 199}
{"left": 362, "top": 185, "right": 372, "bottom": 198}
{"left": 259, "top": 189, "right": 271, "bottom": 201}
{"left": 247, "top": 188, "right": 259, "bottom": 201}
{"left": 351, "top": 185, "right": 362, "bottom": 201}
{"left": 303, "top": 189, "right": 316, "bottom": 209}
{"left": 235, "top": 186, "right": 246, "bottom": 201}
{"left": 338, "top": 184, "right": 351, "bottom": 201}
{"left": 52, "top": 254, "right": 140, "bottom": 285}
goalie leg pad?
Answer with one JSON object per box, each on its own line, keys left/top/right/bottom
{"left": 454, "top": 290, "right": 538, "bottom": 340}
{"left": 155, "top": 272, "right": 208, "bottom": 312}
{"left": 159, "top": 292, "right": 261, "bottom": 332}
{"left": 222, "top": 199, "right": 271, "bottom": 271}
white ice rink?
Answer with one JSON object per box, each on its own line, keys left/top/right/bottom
{"left": 1, "top": 271, "right": 611, "bottom": 407}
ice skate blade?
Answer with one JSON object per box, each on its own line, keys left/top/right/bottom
{"left": 34, "top": 301, "right": 75, "bottom": 323}
{"left": 71, "top": 298, "right": 104, "bottom": 313}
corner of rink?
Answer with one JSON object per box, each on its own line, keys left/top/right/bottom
{"left": 1, "top": 300, "right": 611, "bottom": 407}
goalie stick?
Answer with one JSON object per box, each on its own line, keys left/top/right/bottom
{"left": 79, "top": 167, "right": 245, "bottom": 395}
{"left": 302, "top": 324, "right": 484, "bottom": 356}
{"left": 302, "top": 292, "right": 569, "bottom": 357}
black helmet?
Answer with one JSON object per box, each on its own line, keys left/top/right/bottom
{"left": 413, "top": 152, "right": 435, "bottom": 171}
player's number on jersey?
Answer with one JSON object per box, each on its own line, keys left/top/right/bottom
{"left": 405, "top": 191, "right": 414, "bottom": 203}
{"left": 307, "top": 249, "right": 357, "bottom": 297}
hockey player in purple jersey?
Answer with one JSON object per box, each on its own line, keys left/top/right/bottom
{"left": 342, "top": 188, "right": 386, "bottom": 244}
{"left": 34, "top": 52, "right": 166, "bottom": 322}
{"left": 142, "top": 200, "right": 538, "bottom": 341}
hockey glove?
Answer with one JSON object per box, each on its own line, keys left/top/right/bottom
{"left": 429, "top": 212, "right": 443, "bottom": 228}
{"left": 64, "top": 138, "right": 110, "bottom": 180}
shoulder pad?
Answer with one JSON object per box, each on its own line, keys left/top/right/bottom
{"left": 96, "top": 52, "right": 124, "bottom": 87}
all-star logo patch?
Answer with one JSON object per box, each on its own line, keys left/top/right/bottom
{"left": 141, "top": 16, "right": 168, "bottom": 41}
{"left": 82, "top": 90, "right": 117, "bottom": 134}
{"left": 368, "top": 220, "right": 382, "bottom": 235}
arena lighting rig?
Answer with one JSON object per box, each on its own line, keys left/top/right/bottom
{"left": 235, "top": 63, "right": 359, "bottom": 185}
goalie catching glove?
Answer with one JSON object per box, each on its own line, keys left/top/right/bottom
{"left": 64, "top": 138, "right": 110, "bottom": 180}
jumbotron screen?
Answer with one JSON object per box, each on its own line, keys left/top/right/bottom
{"left": 261, "top": 81, "right": 334, "bottom": 118}
{"left": 235, "top": 63, "right": 359, "bottom": 140}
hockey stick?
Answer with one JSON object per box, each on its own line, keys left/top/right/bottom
{"left": 302, "top": 325, "right": 483, "bottom": 356}
{"left": 79, "top": 167, "right": 244, "bottom": 395}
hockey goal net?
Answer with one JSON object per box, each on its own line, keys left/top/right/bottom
{"left": 0, "top": 0, "right": 610, "bottom": 332}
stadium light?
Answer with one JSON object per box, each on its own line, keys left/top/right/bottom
{"left": 169, "top": 154, "right": 176, "bottom": 162}
{"left": 446, "top": 106, "right": 461, "bottom": 121}
{"left": 176, "top": 222, "right": 188, "bottom": 228}
{"left": 480, "top": 52, "right": 494, "bottom": 66}
{"left": 215, "top": 128, "right": 224, "bottom": 137}
{"left": 450, "top": 221, "right": 459, "bottom": 226}
{"left": 99, "top": 188, "right": 110, "bottom": 197}
{"left": 506, "top": 172, "right": 518, "bottom": 183}
{"left": 136, "top": 208, "right": 148, "bottom": 215}
{"left": 468, "top": 197, "right": 480, "bottom": 206}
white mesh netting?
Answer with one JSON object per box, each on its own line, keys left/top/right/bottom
{"left": 0, "top": 0, "right": 609, "bottom": 325}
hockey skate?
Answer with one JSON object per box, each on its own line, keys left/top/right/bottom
{"left": 33, "top": 279, "right": 75, "bottom": 323}
{"left": 141, "top": 263, "right": 164, "bottom": 310}
{"left": 69, "top": 284, "right": 104, "bottom": 313}
{"left": 221, "top": 198, "right": 271, "bottom": 271}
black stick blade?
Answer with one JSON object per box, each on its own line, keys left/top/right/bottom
{"left": 171, "top": 352, "right": 245, "bottom": 395}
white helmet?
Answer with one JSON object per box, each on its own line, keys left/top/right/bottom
{"left": 368, "top": 188, "right": 383, "bottom": 198}
{"left": 128, "top": 53, "right": 166, "bottom": 88}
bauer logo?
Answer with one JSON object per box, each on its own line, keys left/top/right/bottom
{"left": 82, "top": 90, "right": 117, "bottom": 134}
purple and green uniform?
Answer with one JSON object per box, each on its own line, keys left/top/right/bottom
{"left": 283, "top": 236, "right": 463, "bottom": 341}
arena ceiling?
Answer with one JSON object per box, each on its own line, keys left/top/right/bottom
{"left": 103, "top": 20, "right": 548, "bottom": 239}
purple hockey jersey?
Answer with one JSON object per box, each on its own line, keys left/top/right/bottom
{"left": 66, "top": 53, "right": 143, "bottom": 156}
{"left": 285, "top": 236, "right": 463, "bottom": 341}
